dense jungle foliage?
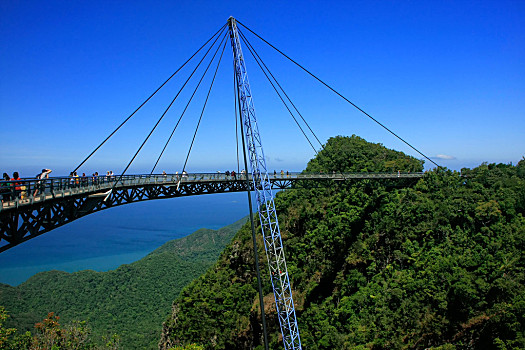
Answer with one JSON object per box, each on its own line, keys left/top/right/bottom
{"left": 0, "top": 217, "right": 247, "bottom": 349}
{"left": 160, "top": 135, "right": 525, "bottom": 350}
{"left": 0, "top": 307, "right": 120, "bottom": 349}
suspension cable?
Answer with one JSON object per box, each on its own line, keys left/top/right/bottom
{"left": 239, "top": 29, "right": 351, "bottom": 182}
{"left": 180, "top": 40, "right": 228, "bottom": 174}
{"left": 238, "top": 30, "right": 319, "bottom": 154}
{"left": 111, "top": 31, "right": 227, "bottom": 190}
{"left": 150, "top": 32, "right": 229, "bottom": 174}
{"left": 237, "top": 20, "right": 441, "bottom": 168}
{"left": 239, "top": 28, "right": 350, "bottom": 181}
{"left": 239, "top": 28, "right": 324, "bottom": 149}
{"left": 72, "top": 23, "right": 227, "bottom": 174}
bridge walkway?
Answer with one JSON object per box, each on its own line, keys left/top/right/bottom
{"left": 0, "top": 172, "right": 423, "bottom": 252}
{"left": 0, "top": 172, "right": 423, "bottom": 212}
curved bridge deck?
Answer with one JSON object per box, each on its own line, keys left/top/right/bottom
{"left": 0, "top": 172, "right": 423, "bottom": 251}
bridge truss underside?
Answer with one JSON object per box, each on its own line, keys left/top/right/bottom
{"left": 0, "top": 179, "right": 262, "bottom": 252}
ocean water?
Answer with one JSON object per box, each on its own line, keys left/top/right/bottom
{"left": 0, "top": 192, "right": 250, "bottom": 286}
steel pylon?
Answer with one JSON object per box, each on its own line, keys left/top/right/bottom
{"left": 228, "top": 17, "right": 302, "bottom": 350}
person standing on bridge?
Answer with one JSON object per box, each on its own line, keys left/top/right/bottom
{"left": 1, "top": 172, "right": 11, "bottom": 202}
{"left": 74, "top": 172, "right": 80, "bottom": 187}
{"left": 34, "top": 168, "right": 52, "bottom": 196}
{"left": 10, "top": 172, "right": 22, "bottom": 199}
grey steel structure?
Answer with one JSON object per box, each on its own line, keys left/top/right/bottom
{"left": 228, "top": 17, "right": 302, "bottom": 350}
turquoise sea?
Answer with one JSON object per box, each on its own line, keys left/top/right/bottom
{"left": 0, "top": 192, "right": 250, "bottom": 286}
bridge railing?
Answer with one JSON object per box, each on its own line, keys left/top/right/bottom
{"left": 0, "top": 171, "right": 423, "bottom": 210}
{"left": 0, "top": 173, "right": 215, "bottom": 207}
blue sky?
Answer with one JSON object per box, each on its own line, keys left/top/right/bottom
{"left": 1, "top": 0, "right": 524, "bottom": 176}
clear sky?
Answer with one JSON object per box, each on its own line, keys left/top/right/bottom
{"left": 1, "top": 0, "right": 524, "bottom": 176}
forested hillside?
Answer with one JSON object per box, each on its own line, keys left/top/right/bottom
{"left": 160, "top": 135, "right": 525, "bottom": 350}
{"left": 0, "top": 217, "right": 247, "bottom": 349}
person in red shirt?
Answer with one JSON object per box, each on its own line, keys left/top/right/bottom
{"left": 11, "top": 171, "right": 22, "bottom": 199}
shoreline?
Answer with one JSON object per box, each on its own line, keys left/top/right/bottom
{"left": 0, "top": 250, "right": 152, "bottom": 286}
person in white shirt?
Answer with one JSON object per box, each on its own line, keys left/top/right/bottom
{"left": 34, "top": 168, "right": 52, "bottom": 196}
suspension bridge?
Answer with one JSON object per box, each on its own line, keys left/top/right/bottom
{"left": 0, "top": 171, "right": 422, "bottom": 252}
{"left": 0, "top": 17, "right": 438, "bottom": 350}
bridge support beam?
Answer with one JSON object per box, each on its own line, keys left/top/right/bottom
{"left": 229, "top": 17, "right": 303, "bottom": 350}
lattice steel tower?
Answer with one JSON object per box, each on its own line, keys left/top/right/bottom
{"left": 228, "top": 17, "right": 302, "bottom": 350}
